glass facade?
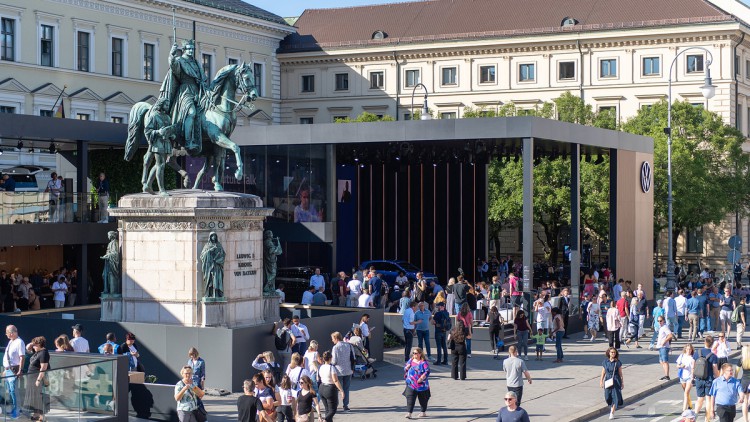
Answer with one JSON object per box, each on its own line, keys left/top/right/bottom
{"left": 187, "top": 145, "right": 332, "bottom": 223}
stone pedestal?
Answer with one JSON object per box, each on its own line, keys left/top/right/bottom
{"left": 107, "top": 190, "right": 273, "bottom": 328}
{"left": 202, "top": 299, "right": 227, "bottom": 327}
{"left": 263, "top": 294, "right": 280, "bottom": 323}
{"left": 100, "top": 295, "right": 123, "bottom": 321}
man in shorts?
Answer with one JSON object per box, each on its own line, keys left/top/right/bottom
{"left": 655, "top": 316, "right": 676, "bottom": 381}
{"left": 695, "top": 335, "right": 718, "bottom": 420}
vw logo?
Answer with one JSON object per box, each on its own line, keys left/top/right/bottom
{"left": 640, "top": 161, "right": 651, "bottom": 193}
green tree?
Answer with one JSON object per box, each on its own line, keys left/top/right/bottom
{"left": 621, "top": 100, "right": 748, "bottom": 257}
{"left": 486, "top": 92, "right": 614, "bottom": 263}
{"left": 334, "top": 111, "right": 395, "bottom": 123}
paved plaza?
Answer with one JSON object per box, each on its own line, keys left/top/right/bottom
{"left": 199, "top": 331, "right": 732, "bottom": 421}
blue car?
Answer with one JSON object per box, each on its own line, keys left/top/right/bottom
{"left": 359, "top": 260, "right": 439, "bottom": 288}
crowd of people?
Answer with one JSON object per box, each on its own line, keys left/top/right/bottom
{"left": 0, "top": 323, "right": 148, "bottom": 420}
{"left": 220, "top": 313, "right": 375, "bottom": 422}
{"left": 0, "top": 267, "right": 78, "bottom": 312}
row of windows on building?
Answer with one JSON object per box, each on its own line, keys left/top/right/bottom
{"left": 0, "top": 104, "right": 123, "bottom": 122}
{"left": 0, "top": 18, "right": 264, "bottom": 96}
{"left": 298, "top": 55, "right": 706, "bottom": 93}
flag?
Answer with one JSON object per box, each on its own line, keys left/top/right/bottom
{"left": 54, "top": 98, "right": 65, "bottom": 118}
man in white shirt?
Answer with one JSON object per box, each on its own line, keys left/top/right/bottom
{"left": 4, "top": 325, "right": 25, "bottom": 419}
{"left": 290, "top": 315, "right": 310, "bottom": 354}
{"left": 309, "top": 268, "right": 325, "bottom": 291}
{"left": 655, "top": 316, "right": 676, "bottom": 381}
{"left": 346, "top": 274, "right": 363, "bottom": 307}
{"left": 674, "top": 289, "right": 688, "bottom": 340}
{"left": 70, "top": 324, "right": 90, "bottom": 353}
{"left": 358, "top": 291, "right": 373, "bottom": 308}
{"left": 300, "top": 286, "right": 315, "bottom": 305}
{"left": 52, "top": 276, "right": 68, "bottom": 308}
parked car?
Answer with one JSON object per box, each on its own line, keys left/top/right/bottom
{"left": 276, "top": 266, "right": 329, "bottom": 303}
{"left": 358, "top": 260, "right": 439, "bottom": 288}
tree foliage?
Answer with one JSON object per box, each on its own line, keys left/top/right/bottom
{"left": 621, "top": 100, "right": 749, "bottom": 255}
{"left": 486, "top": 92, "right": 615, "bottom": 263}
{"left": 334, "top": 111, "right": 395, "bottom": 123}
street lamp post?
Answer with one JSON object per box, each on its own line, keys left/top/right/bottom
{"left": 410, "top": 83, "right": 431, "bottom": 120}
{"left": 665, "top": 47, "right": 716, "bottom": 289}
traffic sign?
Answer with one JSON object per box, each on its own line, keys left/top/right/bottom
{"left": 729, "top": 235, "right": 743, "bottom": 250}
{"left": 728, "top": 249, "right": 742, "bottom": 264}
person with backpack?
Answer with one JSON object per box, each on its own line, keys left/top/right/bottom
{"left": 694, "top": 335, "right": 719, "bottom": 420}
{"left": 489, "top": 276, "right": 502, "bottom": 310}
{"left": 252, "top": 351, "right": 283, "bottom": 385}
{"left": 431, "top": 302, "right": 451, "bottom": 365}
{"left": 274, "top": 319, "right": 295, "bottom": 370}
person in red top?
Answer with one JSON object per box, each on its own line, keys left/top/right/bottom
{"left": 615, "top": 292, "right": 630, "bottom": 342}
{"left": 509, "top": 272, "right": 523, "bottom": 316}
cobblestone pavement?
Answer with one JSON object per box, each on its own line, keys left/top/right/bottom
{"left": 197, "top": 332, "right": 740, "bottom": 422}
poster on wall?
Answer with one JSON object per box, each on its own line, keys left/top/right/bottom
{"left": 338, "top": 180, "right": 352, "bottom": 203}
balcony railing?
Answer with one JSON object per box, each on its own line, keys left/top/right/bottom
{"left": 0, "top": 192, "right": 122, "bottom": 224}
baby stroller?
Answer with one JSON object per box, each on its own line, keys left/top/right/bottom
{"left": 351, "top": 343, "right": 377, "bottom": 380}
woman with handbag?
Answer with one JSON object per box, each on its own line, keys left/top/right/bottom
{"left": 174, "top": 365, "right": 205, "bottom": 422}
{"left": 448, "top": 320, "right": 468, "bottom": 380}
{"left": 599, "top": 347, "right": 624, "bottom": 420}
{"left": 317, "top": 350, "right": 344, "bottom": 422}
{"left": 403, "top": 347, "right": 431, "bottom": 419}
{"left": 24, "top": 336, "right": 50, "bottom": 421}
{"left": 295, "top": 375, "right": 320, "bottom": 422}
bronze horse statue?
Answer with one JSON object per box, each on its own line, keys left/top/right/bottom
{"left": 126, "top": 63, "right": 257, "bottom": 191}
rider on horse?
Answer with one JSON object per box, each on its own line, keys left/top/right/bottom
{"left": 160, "top": 39, "right": 208, "bottom": 156}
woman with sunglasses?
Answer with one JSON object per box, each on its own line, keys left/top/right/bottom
{"left": 403, "top": 347, "right": 431, "bottom": 419}
{"left": 712, "top": 333, "right": 731, "bottom": 368}
{"left": 295, "top": 375, "right": 320, "bottom": 422}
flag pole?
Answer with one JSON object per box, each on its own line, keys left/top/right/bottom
{"left": 49, "top": 85, "right": 67, "bottom": 115}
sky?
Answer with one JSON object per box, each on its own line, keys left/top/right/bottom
{"left": 248, "top": 0, "right": 414, "bottom": 18}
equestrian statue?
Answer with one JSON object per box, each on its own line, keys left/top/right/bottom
{"left": 125, "top": 39, "right": 257, "bottom": 194}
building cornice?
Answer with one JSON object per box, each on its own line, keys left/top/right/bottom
{"left": 279, "top": 34, "right": 734, "bottom": 66}
{"left": 47, "top": 0, "right": 293, "bottom": 46}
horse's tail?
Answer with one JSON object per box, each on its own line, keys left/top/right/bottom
{"left": 125, "top": 102, "right": 151, "bottom": 161}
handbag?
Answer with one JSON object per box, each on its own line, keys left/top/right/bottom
{"left": 604, "top": 362, "right": 616, "bottom": 389}
{"left": 192, "top": 407, "right": 207, "bottom": 422}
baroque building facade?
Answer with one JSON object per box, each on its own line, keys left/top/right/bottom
{"left": 277, "top": 0, "right": 750, "bottom": 273}
{"left": 0, "top": 0, "right": 292, "bottom": 125}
